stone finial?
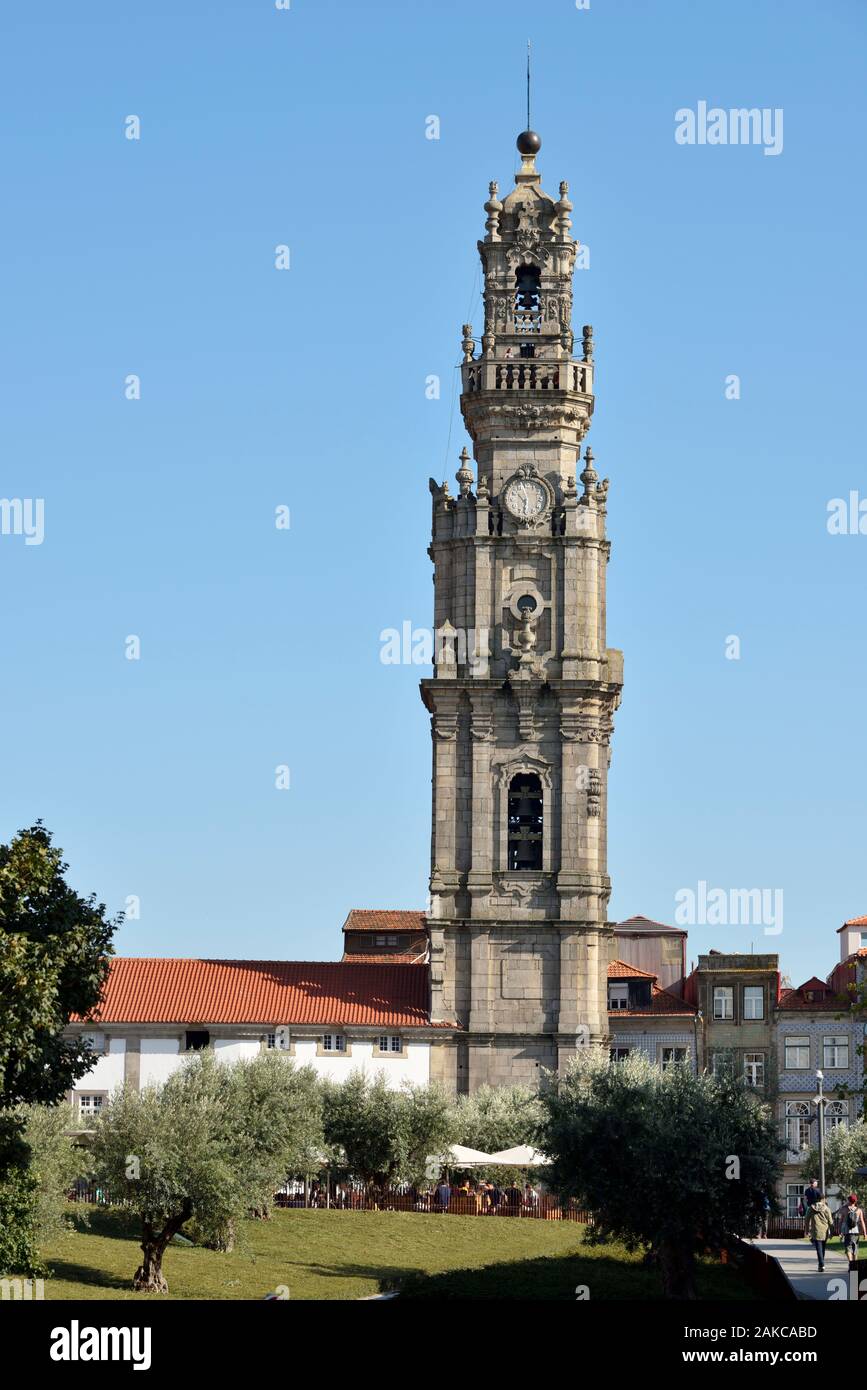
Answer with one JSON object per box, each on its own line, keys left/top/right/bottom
{"left": 582, "top": 324, "right": 594, "bottom": 362}
{"left": 455, "top": 446, "right": 474, "bottom": 497}
{"left": 556, "top": 180, "right": 573, "bottom": 239}
{"left": 580, "top": 446, "right": 597, "bottom": 500}
{"left": 461, "top": 324, "right": 475, "bottom": 362}
{"left": 484, "top": 181, "right": 502, "bottom": 240}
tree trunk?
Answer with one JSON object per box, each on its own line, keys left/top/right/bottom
{"left": 657, "top": 1240, "right": 697, "bottom": 1299}
{"left": 133, "top": 1241, "right": 170, "bottom": 1293}
{"left": 133, "top": 1205, "right": 192, "bottom": 1293}
{"left": 212, "top": 1220, "right": 235, "bottom": 1252}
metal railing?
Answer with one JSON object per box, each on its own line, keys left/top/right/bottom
{"left": 67, "top": 1179, "right": 589, "bottom": 1222}
{"left": 274, "top": 1183, "right": 590, "bottom": 1221}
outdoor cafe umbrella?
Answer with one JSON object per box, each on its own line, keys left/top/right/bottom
{"left": 484, "top": 1145, "right": 550, "bottom": 1167}
{"left": 444, "top": 1144, "right": 494, "bottom": 1166}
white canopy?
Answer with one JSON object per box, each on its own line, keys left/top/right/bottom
{"left": 444, "top": 1144, "right": 494, "bottom": 1166}
{"left": 485, "top": 1145, "right": 550, "bottom": 1167}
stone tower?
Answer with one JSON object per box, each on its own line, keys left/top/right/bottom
{"left": 422, "top": 129, "right": 623, "bottom": 1093}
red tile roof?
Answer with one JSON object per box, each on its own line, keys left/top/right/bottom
{"left": 609, "top": 983, "right": 696, "bottom": 1019}
{"left": 608, "top": 959, "right": 656, "bottom": 980}
{"left": 777, "top": 976, "right": 849, "bottom": 1011}
{"left": 340, "top": 952, "right": 428, "bottom": 965}
{"left": 839, "top": 916, "right": 867, "bottom": 930}
{"left": 342, "top": 910, "right": 427, "bottom": 934}
{"left": 72, "top": 958, "right": 449, "bottom": 1028}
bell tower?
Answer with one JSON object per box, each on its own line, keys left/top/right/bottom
{"left": 422, "top": 129, "right": 624, "bottom": 1092}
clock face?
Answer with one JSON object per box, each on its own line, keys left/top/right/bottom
{"left": 504, "top": 477, "right": 547, "bottom": 521}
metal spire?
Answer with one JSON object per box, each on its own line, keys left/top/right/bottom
{"left": 527, "top": 40, "right": 531, "bottom": 130}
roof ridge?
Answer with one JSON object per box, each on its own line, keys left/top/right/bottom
{"left": 106, "top": 957, "right": 427, "bottom": 967}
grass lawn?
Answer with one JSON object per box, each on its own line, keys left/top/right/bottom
{"left": 27, "top": 1205, "right": 760, "bottom": 1300}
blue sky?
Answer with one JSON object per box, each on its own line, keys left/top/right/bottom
{"left": 1, "top": 0, "right": 864, "bottom": 988}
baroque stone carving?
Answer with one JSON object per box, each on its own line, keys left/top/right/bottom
{"left": 587, "top": 769, "right": 602, "bottom": 816}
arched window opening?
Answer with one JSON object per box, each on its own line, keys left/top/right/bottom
{"left": 784, "top": 1101, "right": 811, "bottom": 1158}
{"left": 514, "top": 264, "right": 541, "bottom": 334}
{"left": 507, "top": 773, "right": 543, "bottom": 871}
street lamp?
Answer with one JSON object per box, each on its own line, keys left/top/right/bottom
{"left": 812, "top": 1069, "right": 827, "bottom": 1197}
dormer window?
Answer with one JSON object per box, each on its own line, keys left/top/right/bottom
{"left": 608, "top": 983, "right": 629, "bottom": 1010}
{"left": 507, "top": 773, "right": 543, "bottom": 871}
{"left": 514, "top": 264, "right": 541, "bottom": 334}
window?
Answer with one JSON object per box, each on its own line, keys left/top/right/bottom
{"left": 711, "top": 1051, "right": 734, "bottom": 1078}
{"left": 661, "top": 1047, "right": 688, "bottom": 1072}
{"left": 610, "top": 1048, "right": 630, "bottom": 1064}
{"left": 374, "top": 934, "right": 398, "bottom": 947}
{"left": 378, "top": 1035, "right": 402, "bottom": 1054}
{"left": 744, "top": 1053, "right": 765, "bottom": 1088}
{"left": 514, "top": 263, "right": 541, "bottom": 334}
{"left": 823, "top": 1035, "right": 849, "bottom": 1068}
{"left": 266, "top": 1033, "right": 277, "bottom": 1050}
{"left": 322, "top": 1035, "right": 346, "bottom": 1053}
{"left": 507, "top": 773, "right": 543, "bottom": 871}
{"left": 81, "top": 1030, "right": 106, "bottom": 1054}
{"left": 785, "top": 1102, "right": 811, "bottom": 1159}
{"left": 825, "top": 1100, "right": 848, "bottom": 1135}
{"left": 185, "top": 1030, "right": 210, "bottom": 1051}
{"left": 713, "top": 987, "right": 733, "bottom": 1020}
{"left": 608, "top": 983, "right": 629, "bottom": 1011}
{"left": 786, "top": 1184, "right": 806, "bottom": 1219}
{"left": 861, "top": 932, "right": 867, "bottom": 949}
{"left": 743, "top": 987, "right": 764, "bottom": 1020}
{"left": 77, "top": 1094, "right": 104, "bottom": 1122}
{"left": 785, "top": 1035, "right": 810, "bottom": 1069}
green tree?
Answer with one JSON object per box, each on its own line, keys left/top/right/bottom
{"left": 0, "top": 824, "right": 116, "bottom": 1108}
{"left": 20, "top": 1102, "right": 90, "bottom": 1247}
{"left": 0, "top": 825, "right": 116, "bottom": 1272}
{"left": 192, "top": 1052, "right": 324, "bottom": 1248}
{"left": 537, "top": 1052, "right": 783, "bottom": 1299}
{"left": 805, "top": 1121, "right": 867, "bottom": 1199}
{"left": 322, "top": 1072, "right": 456, "bottom": 1188}
{"left": 91, "top": 1051, "right": 323, "bottom": 1292}
{"left": 454, "top": 1083, "right": 545, "bottom": 1184}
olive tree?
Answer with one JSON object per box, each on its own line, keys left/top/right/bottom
{"left": 537, "top": 1052, "right": 783, "bottom": 1299}
{"left": 806, "top": 1121, "right": 867, "bottom": 1200}
{"left": 321, "top": 1072, "right": 456, "bottom": 1188}
{"left": 91, "top": 1050, "right": 322, "bottom": 1292}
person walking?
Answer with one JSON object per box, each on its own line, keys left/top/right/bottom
{"left": 759, "top": 1194, "right": 771, "bottom": 1239}
{"left": 436, "top": 1177, "right": 451, "bottom": 1213}
{"left": 804, "top": 1192, "right": 833, "bottom": 1271}
{"left": 802, "top": 1178, "right": 820, "bottom": 1209}
{"left": 841, "top": 1194, "right": 867, "bottom": 1268}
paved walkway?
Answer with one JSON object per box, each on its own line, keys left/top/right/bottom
{"left": 751, "top": 1237, "right": 853, "bottom": 1300}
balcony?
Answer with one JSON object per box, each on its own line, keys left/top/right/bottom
{"left": 461, "top": 357, "right": 592, "bottom": 397}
